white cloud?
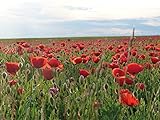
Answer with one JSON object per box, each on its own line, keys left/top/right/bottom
{"left": 142, "top": 19, "right": 160, "bottom": 26}
{"left": 0, "top": 0, "right": 160, "bottom": 21}
{"left": 0, "top": 0, "right": 160, "bottom": 38}
{"left": 85, "top": 28, "right": 143, "bottom": 36}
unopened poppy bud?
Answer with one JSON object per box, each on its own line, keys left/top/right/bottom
{"left": 19, "top": 62, "right": 23, "bottom": 68}
{"left": 93, "top": 100, "right": 101, "bottom": 109}
{"left": 49, "top": 85, "right": 59, "bottom": 96}
{"left": 26, "top": 63, "right": 30, "bottom": 68}
{"left": 17, "top": 87, "right": 24, "bottom": 94}
{"left": 92, "top": 83, "right": 96, "bottom": 90}
{"left": 115, "top": 89, "right": 118, "bottom": 94}
{"left": 6, "top": 86, "right": 11, "bottom": 93}
{"left": 2, "top": 72, "right": 8, "bottom": 80}
{"left": 40, "top": 90, "right": 44, "bottom": 97}
{"left": 79, "top": 75, "right": 85, "bottom": 84}
{"left": 20, "top": 57, "right": 25, "bottom": 63}
{"left": 69, "top": 77, "right": 75, "bottom": 83}
{"left": 26, "top": 69, "right": 30, "bottom": 75}
{"left": 63, "top": 83, "right": 67, "bottom": 91}
{"left": 103, "top": 84, "right": 108, "bottom": 91}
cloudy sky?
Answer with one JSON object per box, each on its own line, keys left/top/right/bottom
{"left": 0, "top": 0, "right": 160, "bottom": 38}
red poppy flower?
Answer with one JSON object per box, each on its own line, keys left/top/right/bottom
{"left": 151, "top": 57, "right": 159, "bottom": 64}
{"left": 71, "top": 57, "right": 82, "bottom": 64}
{"left": 131, "top": 50, "right": 137, "bottom": 56}
{"left": 112, "top": 68, "right": 125, "bottom": 78}
{"left": 61, "top": 42, "right": 65, "bottom": 47}
{"left": 119, "top": 54, "right": 127, "bottom": 64}
{"left": 38, "top": 44, "right": 45, "bottom": 50}
{"left": 112, "top": 54, "right": 120, "bottom": 61}
{"left": 116, "top": 76, "right": 125, "bottom": 86}
{"left": 108, "top": 45, "right": 113, "bottom": 50}
{"left": 79, "top": 69, "right": 90, "bottom": 77}
{"left": 5, "top": 62, "right": 20, "bottom": 75}
{"left": 143, "top": 62, "right": 152, "bottom": 69}
{"left": 48, "top": 57, "right": 63, "bottom": 70}
{"left": 93, "top": 52, "right": 101, "bottom": 56}
{"left": 149, "top": 52, "right": 157, "bottom": 57}
{"left": 125, "top": 63, "right": 143, "bottom": 76}
{"left": 109, "top": 62, "right": 119, "bottom": 69}
{"left": 138, "top": 54, "right": 146, "bottom": 60}
{"left": 119, "top": 89, "right": 139, "bottom": 107}
{"left": 77, "top": 44, "right": 85, "bottom": 50}
{"left": 8, "top": 80, "right": 18, "bottom": 86}
{"left": 30, "top": 56, "right": 47, "bottom": 68}
{"left": 92, "top": 56, "right": 100, "bottom": 63}
{"left": 48, "top": 57, "right": 61, "bottom": 68}
{"left": 22, "top": 42, "right": 30, "bottom": 48}
{"left": 125, "top": 78, "right": 134, "bottom": 85}
{"left": 115, "top": 76, "right": 133, "bottom": 86}
{"left": 136, "top": 83, "right": 145, "bottom": 90}
{"left": 17, "top": 87, "right": 24, "bottom": 95}
{"left": 42, "top": 64, "right": 53, "bottom": 80}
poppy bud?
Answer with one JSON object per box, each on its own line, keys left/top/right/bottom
{"left": 17, "top": 87, "right": 24, "bottom": 95}
{"left": 40, "top": 90, "right": 44, "bottom": 97}
{"left": 6, "top": 86, "right": 11, "bottom": 94}
{"left": 2, "top": 72, "right": 8, "bottom": 80}
{"left": 151, "top": 57, "right": 159, "bottom": 64}
{"left": 69, "top": 77, "right": 75, "bottom": 83}
{"left": 103, "top": 84, "right": 108, "bottom": 91}
{"left": 8, "top": 80, "right": 17, "bottom": 86}
{"left": 26, "top": 63, "right": 31, "bottom": 68}
{"left": 93, "top": 100, "right": 101, "bottom": 110}
{"left": 136, "top": 83, "right": 145, "bottom": 90}
{"left": 79, "top": 75, "right": 85, "bottom": 84}
{"left": 25, "top": 69, "right": 31, "bottom": 75}
{"left": 63, "top": 83, "right": 67, "bottom": 91}
{"left": 49, "top": 85, "right": 59, "bottom": 96}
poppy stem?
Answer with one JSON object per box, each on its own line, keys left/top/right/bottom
{"left": 125, "top": 28, "right": 135, "bottom": 74}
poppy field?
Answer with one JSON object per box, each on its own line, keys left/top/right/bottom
{"left": 0, "top": 36, "right": 160, "bottom": 120}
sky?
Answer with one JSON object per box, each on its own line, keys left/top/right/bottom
{"left": 0, "top": 0, "right": 160, "bottom": 38}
